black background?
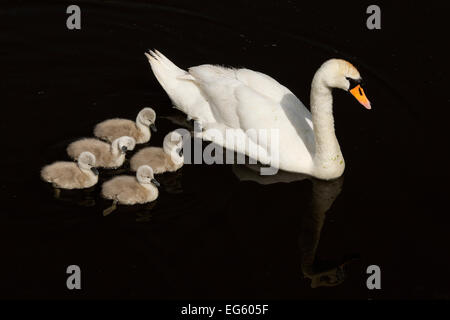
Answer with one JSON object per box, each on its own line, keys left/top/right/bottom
{"left": 1, "top": 0, "right": 449, "bottom": 301}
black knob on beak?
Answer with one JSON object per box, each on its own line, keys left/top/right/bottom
{"left": 121, "top": 146, "right": 128, "bottom": 154}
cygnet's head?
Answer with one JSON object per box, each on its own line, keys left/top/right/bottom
{"left": 163, "top": 130, "right": 185, "bottom": 163}
{"left": 137, "top": 107, "right": 157, "bottom": 132}
{"left": 136, "top": 165, "right": 160, "bottom": 187}
{"left": 115, "top": 136, "right": 136, "bottom": 154}
{"left": 315, "top": 59, "right": 371, "bottom": 110}
{"left": 78, "top": 151, "right": 99, "bottom": 175}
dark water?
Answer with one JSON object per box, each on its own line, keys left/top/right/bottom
{"left": 1, "top": 0, "right": 449, "bottom": 300}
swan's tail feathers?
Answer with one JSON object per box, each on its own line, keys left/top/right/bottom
{"left": 145, "top": 49, "right": 191, "bottom": 107}
{"left": 145, "top": 49, "right": 186, "bottom": 79}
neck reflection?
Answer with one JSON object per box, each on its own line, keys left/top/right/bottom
{"left": 233, "top": 164, "right": 355, "bottom": 289}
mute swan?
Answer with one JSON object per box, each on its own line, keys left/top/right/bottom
{"left": 41, "top": 151, "right": 99, "bottom": 189}
{"left": 129, "top": 130, "right": 184, "bottom": 173}
{"left": 94, "top": 107, "right": 157, "bottom": 144}
{"left": 145, "top": 50, "right": 371, "bottom": 180}
{"left": 101, "top": 165, "right": 160, "bottom": 215}
{"left": 67, "top": 136, "right": 136, "bottom": 169}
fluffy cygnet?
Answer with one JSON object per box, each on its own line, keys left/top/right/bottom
{"left": 94, "top": 107, "right": 157, "bottom": 144}
{"left": 101, "top": 165, "right": 160, "bottom": 215}
{"left": 130, "top": 130, "right": 184, "bottom": 173}
{"left": 41, "top": 151, "right": 99, "bottom": 189}
{"left": 67, "top": 136, "right": 135, "bottom": 169}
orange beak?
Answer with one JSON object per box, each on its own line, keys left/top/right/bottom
{"left": 350, "top": 84, "right": 371, "bottom": 110}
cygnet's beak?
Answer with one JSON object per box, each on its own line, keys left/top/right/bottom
{"left": 178, "top": 148, "right": 183, "bottom": 157}
{"left": 349, "top": 84, "right": 371, "bottom": 110}
{"left": 151, "top": 178, "right": 160, "bottom": 188}
{"left": 121, "top": 146, "right": 128, "bottom": 154}
{"left": 150, "top": 123, "right": 157, "bottom": 132}
{"left": 91, "top": 167, "right": 99, "bottom": 176}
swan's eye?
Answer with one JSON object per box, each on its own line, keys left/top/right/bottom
{"left": 346, "top": 77, "right": 362, "bottom": 90}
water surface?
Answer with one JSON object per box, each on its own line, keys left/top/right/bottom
{"left": 2, "top": 0, "right": 449, "bottom": 299}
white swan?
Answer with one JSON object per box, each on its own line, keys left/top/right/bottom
{"left": 145, "top": 50, "right": 371, "bottom": 180}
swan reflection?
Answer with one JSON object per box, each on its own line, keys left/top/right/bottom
{"left": 233, "top": 164, "right": 355, "bottom": 288}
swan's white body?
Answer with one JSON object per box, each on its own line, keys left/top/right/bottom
{"left": 146, "top": 50, "right": 367, "bottom": 180}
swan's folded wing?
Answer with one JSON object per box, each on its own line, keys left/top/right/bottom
{"left": 188, "top": 64, "right": 237, "bottom": 84}
{"left": 233, "top": 85, "right": 281, "bottom": 151}
{"left": 188, "top": 65, "right": 243, "bottom": 128}
{"left": 236, "top": 69, "right": 313, "bottom": 129}
{"left": 234, "top": 85, "right": 315, "bottom": 158}
{"left": 189, "top": 65, "right": 291, "bottom": 103}
{"left": 234, "top": 85, "right": 280, "bottom": 130}
{"left": 235, "top": 68, "right": 293, "bottom": 103}
{"left": 188, "top": 64, "right": 312, "bottom": 132}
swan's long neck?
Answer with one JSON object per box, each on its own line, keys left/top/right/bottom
{"left": 136, "top": 116, "right": 150, "bottom": 140}
{"left": 78, "top": 164, "right": 97, "bottom": 179}
{"left": 310, "top": 75, "right": 343, "bottom": 167}
{"left": 110, "top": 139, "right": 121, "bottom": 157}
{"left": 140, "top": 182, "right": 159, "bottom": 201}
{"left": 163, "top": 137, "right": 184, "bottom": 165}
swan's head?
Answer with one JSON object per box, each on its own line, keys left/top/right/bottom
{"left": 115, "top": 136, "right": 136, "bottom": 154}
{"left": 163, "top": 129, "right": 185, "bottom": 164}
{"left": 137, "top": 107, "right": 157, "bottom": 132}
{"left": 136, "top": 165, "right": 160, "bottom": 187}
{"left": 78, "top": 151, "right": 99, "bottom": 175}
{"left": 318, "top": 59, "right": 371, "bottom": 110}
